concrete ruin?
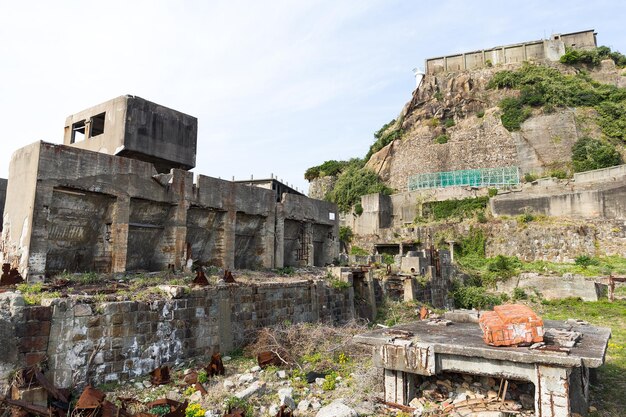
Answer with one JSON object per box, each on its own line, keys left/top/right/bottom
{"left": 425, "top": 29, "right": 597, "bottom": 74}
{"left": 1, "top": 96, "right": 339, "bottom": 280}
{"left": 355, "top": 318, "right": 611, "bottom": 417}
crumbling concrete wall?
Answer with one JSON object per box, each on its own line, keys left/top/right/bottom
{"left": 0, "top": 281, "right": 354, "bottom": 391}
{"left": 496, "top": 273, "right": 607, "bottom": 301}
{"left": 2, "top": 142, "right": 337, "bottom": 279}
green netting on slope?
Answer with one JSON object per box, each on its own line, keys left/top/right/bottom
{"left": 408, "top": 166, "right": 520, "bottom": 190}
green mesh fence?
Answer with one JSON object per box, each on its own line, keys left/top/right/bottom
{"left": 408, "top": 166, "right": 520, "bottom": 190}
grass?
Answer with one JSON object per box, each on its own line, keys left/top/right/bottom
{"left": 536, "top": 298, "right": 626, "bottom": 416}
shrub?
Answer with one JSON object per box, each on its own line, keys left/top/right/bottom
{"left": 518, "top": 212, "right": 535, "bottom": 223}
{"left": 185, "top": 403, "right": 205, "bottom": 417}
{"left": 339, "top": 226, "right": 353, "bottom": 245}
{"left": 382, "top": 254, "right": 395, "bottom": 265}
{"left": 304, "top": 159, "right": 356, "bottom": 181}
{"left": 451, "top": 284, "right": 502, "bottom": 310}
{"left": 571, "top": 137, "right": 622, "bottom": 173}
{"left": 575, "top": 255, "right": 600, "bottom": 268}
{"left": 477, "top": 109, "right": 485, "bottom": 118}
{"left": 487, "top": 188, "right": 498, "bottom": 197}
{"left": 365, "top": 119, "right": 403, "bottom": 162}
{"left": 444, "top": 118, "right": 455, "bottom": 128}
{"left": 434, "top": 134, "right": 449, "bottom": 144}
{"left": 423, "top": 197, "right": 489, "bottom": 221}
{"left": 354, "top": 203, "right": 364, "bottom": 216}
{"left": 488, "top": 62, "right": 626, "bottom": 140}
{"left": 523, "top": 172, "right": 537, "bottom": 182}
{"left": 223, "top": 397, "right": 253, "bottom": 416}
{"left": 149, "top": 406, "right": 171, "bottom": 417}
{"left": 326, "top": 166, "right": 392, "bottom": 212}
{"left": 487, "top": 255, "right": 522, "bottom": 277}
{"left": 513, "top": 287, "right": 528, "bottom": 300}
{"left": 458, "top": 227, "right": 486, "bottom": 258}
{"left": 350, "top": 246, "right": 369, "bottom": 256}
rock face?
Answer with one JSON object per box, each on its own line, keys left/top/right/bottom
{"left": 364, "top": 62, "right": 621, "bottom": 192}
{"left": 308, "top": 175, "right": 337, "bottom": 199}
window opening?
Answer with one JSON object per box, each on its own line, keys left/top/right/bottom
{"left": 71, "top": 120, "right": 86, "bottom": 143}
{"left": 90, "top": 112, "right": 106, "bottom": 137}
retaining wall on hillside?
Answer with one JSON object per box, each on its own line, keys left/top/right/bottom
{"left": 0, "top": 280, "right": 354, "bottom": 391}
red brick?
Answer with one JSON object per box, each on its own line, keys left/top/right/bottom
{"left": 479, "top": 304, "right": 543, "bottom": 347}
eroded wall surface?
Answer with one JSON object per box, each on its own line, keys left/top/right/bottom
{"left": 0, "top": 178, "right": 7, "bottom": 233}
{"left": 0, "top": 281, "right": 354, "bottom": 391}
{"left": 2, "top": 142, "right": 339, "bottom": 279}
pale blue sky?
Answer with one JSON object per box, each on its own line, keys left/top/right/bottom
{"left": 1, "top": 0, "right": 624, "bottom": 192}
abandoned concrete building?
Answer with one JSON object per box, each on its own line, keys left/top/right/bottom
{"left": 425, "top": 29, "right": 597, "bottom": 74}
{"left": 0, "top": 95, "right": 339, "bottom": 280}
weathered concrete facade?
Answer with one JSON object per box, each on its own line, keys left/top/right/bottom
{"left": 0, "top": 280, "right": 354, "bottom": 390}
{"left": 1, "top": 142, "right": 338, "bottom": 279}
{"left": 63, "top": 95, "right": 197, "bottom": 173}
{"left": 426, "top": 29, "right": 597, "bottom": 74}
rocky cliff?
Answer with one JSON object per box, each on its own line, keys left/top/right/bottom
{"left": 363, "top": 60, "right": 626, "bottom": 192}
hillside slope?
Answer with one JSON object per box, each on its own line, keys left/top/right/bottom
{"left": 364, "top": 60, "right": 626, "bottom": 191}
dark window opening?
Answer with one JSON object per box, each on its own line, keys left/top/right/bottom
{"left": 90, "top": 112, "right": 105, "bottom": 137}
{"left": 71, "top": 120, "right": 86, "bottom": 143}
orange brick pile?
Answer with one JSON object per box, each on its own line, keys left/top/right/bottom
{"left": 479, "top": 304, "right": 544, "bottom": 347}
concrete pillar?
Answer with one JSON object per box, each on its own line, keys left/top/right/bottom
{"left": 217, "top": 286, "right": 233, "bottom": 353}
{"left": 365, "top": 269, "right": 377, "bottom": 321}
{"left": 384, "top": 369, "right": 418, "bottom": 405}
{"left": 111, "top": 196, "right": 130, "bottom": 273}
{"left": 222, "top": 184, "right": 236, "bottom": 270}
{"left": 404, "top": 277, "right": 416, "bottom": 302}
{"left": 274, "top": 205, "right": 285, "bottom": 268}
{"left": 534, "top": 365, "right": 571, "bottom": 417}
{"left": 448, "top": 241, "right": 455, "bottom": 263}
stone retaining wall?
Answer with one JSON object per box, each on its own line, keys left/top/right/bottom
{"left": 0, "top": 280, "right": 354, "bottom": 391}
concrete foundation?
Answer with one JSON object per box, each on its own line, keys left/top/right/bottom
{"left": 356, "top": 319, "right": 610, "bottom": 417}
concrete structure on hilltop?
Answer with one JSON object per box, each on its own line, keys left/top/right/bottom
{"left": 1, "top": 96, "right": 339, "bottom": 280}
{"left": 425, "top": 29, "right": 597, "bottom": 74}
{"left": 235, "top": 177, "right": 303, "bottom": 202}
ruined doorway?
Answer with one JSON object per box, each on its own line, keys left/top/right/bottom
{"left": 45, "top": 188, "right": 115, "bottom": 273}
{"left": 312, "top": 224, "right": 332, "bottom": 266}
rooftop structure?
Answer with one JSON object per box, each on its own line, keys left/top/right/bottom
{"left": 234, "top": 177, "right": 304, "bottom": 202}
{"left": 63, "top": 95, "right": 197, "bottom": 172}
{"left": 425, "top": 29, "right": 597, "bottom": 75}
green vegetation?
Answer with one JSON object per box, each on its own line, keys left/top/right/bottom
{"left": 149, "top": 405, "right": 171, "bottom": 417}
{"left": 444, "top": 118, "right": 455, "bottom": 128}
{"left": 476, "top": 109, "right": 485, "bottom": 118}
{"left": 275, "top": 266, "right": 295, "bottom": 276}
{"left": 560, "top": 45, "right": 626, "bottom": 67}
{"left": 304, "top": 159, "right": 354, "bottom": 181}
{"left": 365, "top": 119, "right": 403, "bottom": 162}
{"left": 450, "top": 283, "right": 503, "bottom": 309}
{"left": 326, "top": 164, "right": 392, "bottom": 212}
{"left": 488, "top": 62, "right": 626, "bottom": 145}
{"left": 487, "top": 188, "right": 498, "bottom": 197}
{"left": 422, "top": 197, "right": 489, "bottom": 221}
{"left": 223, "top": 397, "right": 254, "bottom": 417}
{"left": 575, "top": 254, "right": 601, "bottom": 268}
{"left": 572, "top": 136, "right": 622, "bottom": 173}
{"left": 185, "top": 403, "right": 206, "bottom": 417}
{"left": 434, "top": 134, "right": 449, "bottom": 144}
{"left": 349, "top": 246, "right": 369, "bottom": 256}
{"left": 339, "top": 226, "right": 353, "bottom": 245}
{"left": 523, "top": 172, "right": 537, "bottom": 182}
{"left": 382, "top": 254, "right": 395, "bottom": 265}
{"left": 537, "top": 298, "right": 626, "bottom": 415}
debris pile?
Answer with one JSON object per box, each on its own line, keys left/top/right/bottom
{"left": 387, "top": 372, "right": 535, "bottom": 417}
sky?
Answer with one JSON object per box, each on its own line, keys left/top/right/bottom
{"left": 1, "top": 0, "right": 625, "bottom": 193}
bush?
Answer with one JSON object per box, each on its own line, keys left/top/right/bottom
{"left": 523, "top": 172, "right": 538, "bottom": 182}
{"left": 444, "top": 118, "right": 455, "bottom": 128}
{"left": 382, "top": 254, "right": 395, "bottom": 265}
{"left": 354, "top": 203, "right": 364, "bottom": 216}
{"left": 575, "top": 255, "right": 600, "bottom": 268}
{"left": 477, "top": 109, "right": 485, "bottom": 118}
{"left": 571, "top": 137, "right": 622, "bottom": 173}
{"left": 487, "top": 255, "right": 522, "bottom": 278}
{"left": 518, "top": 212, "right": 535, "bottom": 223}
{"left": 304, "top": 159, "right": 356, "bottom": 181}
{"left": 488, "top": 62, "right": 626, "bottom": 140}
{"left": 350, "top": 246, "right": 369, "bottom": 256}
{"left": 365, "top": 119, "right": 403, "bottom": 162}
{"left": 339, "top": 226, "right": 353, "bottom": 245}
{"left": 487, "top": 188, "right": 498, "bottom": 197}
{"left": 513, "top": 287, "right": 528, "bottom": 301}
{"left": 434, "top": 134, "right": 449, "bottom": 144}
{"left": 326, "top": 166, "right": 392, "bottom": 212}
{"left": 451, "top": 284, "right": 502, "bottom": 310}
{"left": 423, "top": 197, "right": 489, "bottom": 221}
{"left": 458, "top": 227, "right": 486, "bottom": 258}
